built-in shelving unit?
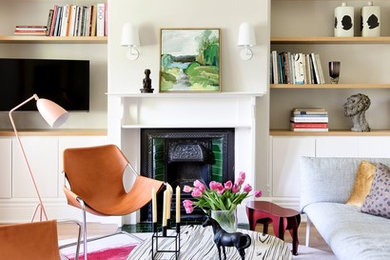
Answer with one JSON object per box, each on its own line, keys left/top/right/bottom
{"left": 270, "top": 0, "right": 390, "bottom": 136}
{"left": 271, "top": 84, "right": 390, "bottom": 89}
{"left": 270, "top": 130, "right": 390, "bottom": 136}
{"left": 0, "top": 36, "right": 107, "bottom": 44}
{"left": 271, "top": 36, "right": 390, "bottom": 44}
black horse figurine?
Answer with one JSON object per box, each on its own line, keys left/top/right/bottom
{"left": 202, "top": 215, "right": 251, "bottom": 260}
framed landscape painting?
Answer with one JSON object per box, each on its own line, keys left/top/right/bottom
{"left": 160, "top": 28, "right": 221, "bottom": 92}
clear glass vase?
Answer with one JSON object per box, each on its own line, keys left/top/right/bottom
{"left": 211, "top": 209, "right": 237, "bottom": 233}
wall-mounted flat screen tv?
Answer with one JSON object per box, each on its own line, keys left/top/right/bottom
{"left": 0, "top": 58, "right": 89, "bottom": 111}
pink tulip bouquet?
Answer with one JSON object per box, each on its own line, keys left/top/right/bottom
{"left": 182, "top": 171, "right": 262, "bottom": 215}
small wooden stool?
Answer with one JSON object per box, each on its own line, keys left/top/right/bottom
{"left": 246, "top": 201, "right": 301, "bottom": 255}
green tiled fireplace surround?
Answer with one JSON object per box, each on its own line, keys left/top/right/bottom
{"left": 140, "top": 129, "right": 235, "bottom": 223}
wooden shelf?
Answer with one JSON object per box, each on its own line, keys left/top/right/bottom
{"left": 0, "top": 129, "right": 107, "bottom": 136}
{"left": 270, "top": 130, "right": 390, "bottom": 136}
{"left": 0, "top": 36, "right": 107, "bottom": 44}
{"left": 271, "top": 84, "right": 390, "bottom": 89}
{"left": 271, "top": 36, "right": 390, "bottom": 44}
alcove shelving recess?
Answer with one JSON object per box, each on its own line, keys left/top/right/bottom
{"left": 270, "top": 0, "right": 390, "bottom": 136}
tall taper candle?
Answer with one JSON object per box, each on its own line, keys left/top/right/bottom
{"left": 166, "top": 184, "right": 173, "bottom": 220}
{"left": 152, "top": 187, "right": 157, "bottom": 223}
{"left": 162, "top": 190, "right": 167, "bottom": 227}
{"left": 176, "top": 186, "right": 181, "bottom": 223}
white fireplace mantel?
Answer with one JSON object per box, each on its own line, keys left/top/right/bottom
{"left": 107, "top": 92, "right": 264, "bottom": 224}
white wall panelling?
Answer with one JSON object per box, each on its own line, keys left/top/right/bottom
{"left": 0, "top": 138, "right": 12, "bottom": 198}
{"left": 0, "top": 136, "right": 117, "bottom": 223}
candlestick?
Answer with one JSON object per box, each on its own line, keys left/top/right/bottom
{"left": 152, "top": 187, "right": 157, "bottom": 223}
{"left": 162, "top": 190, "right": 167, "bottom": 227}
{"left": 176, "top": 186, "right": 181, "bottom": 223}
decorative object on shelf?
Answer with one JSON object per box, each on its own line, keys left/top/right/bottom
{"left": 202, "top": 215, "right": 251, "bottom": 260}
{"left": 140, "top": 69, "right": 154, "bottom": 93}
{"left": 121, "top": 23, "right": 140, "bottom": 60}
{"left": 361, "top": 1, "right": 380, "bottom": 37}
{"left": 334, "top": 2, "right": 354, "bottom": 37}
{"left": 9, "top": 94, "right": 68, "bottom": 221}
{"left": 182, "top": 172, "right": 262, "bottom": 232}
{"left": 329, "top": 61, "right": 341, "bottom": 84}
{"left": 237, "top": 22, "right": 256, "bottom": 60}
{"left": 151, "top": 183, "right": 181, "bottom": 259}
{"left": 343, "top": 93, "right": 371, "bottom": 132}
{"left": 160, "top": 28, "right": 220, "bottom": 92}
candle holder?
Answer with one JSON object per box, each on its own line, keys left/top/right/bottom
{"left": 152, "top": 223, "right": 181, "bottom": 260}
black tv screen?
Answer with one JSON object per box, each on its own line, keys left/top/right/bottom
{"left": 0, "top": 58, "right": 89, "bottom": 111}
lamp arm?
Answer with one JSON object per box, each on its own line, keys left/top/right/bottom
{"left": 8, "top": 94, "right": 48, "bottom": 221}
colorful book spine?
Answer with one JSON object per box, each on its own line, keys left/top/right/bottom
{"left": 96, "top": 3, "right": 105, "bottom": 37}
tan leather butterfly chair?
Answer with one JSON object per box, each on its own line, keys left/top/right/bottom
{"left": 63, "top": 144, "right": 164, "bottom": 259}
{"left": 0, "top": 220, "right": 65, "bottom": 260}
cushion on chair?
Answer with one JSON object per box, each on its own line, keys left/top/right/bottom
{"left": 346, "top": 161, "right": 376, "bottom": 207}
{"left": 361, "top": 163, "right": 390, "bottom": 219}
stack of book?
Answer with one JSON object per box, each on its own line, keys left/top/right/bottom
{"left": 290, "top": 108, "right": 329, "bottom": 132}
{"left": 13, "top": 3, "right": 106, "bottom": 37}
{"left": 45, "top": 3, "right": 107, "bottom": 37}
{"left": 270, "top": 51, "right": 325, "bottom": 85}
{"left": 14, "top": 26, "right": 47, "bottom": 36}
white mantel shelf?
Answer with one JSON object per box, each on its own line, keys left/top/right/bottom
{"left": 106, "top": 92, "right": 265, "bottom": 98}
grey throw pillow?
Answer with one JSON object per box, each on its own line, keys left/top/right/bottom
{"left": 361, "top": 163, "right": 390, "bottom": 219}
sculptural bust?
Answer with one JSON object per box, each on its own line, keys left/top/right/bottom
{"left": 343, "top": 93, "right": 371, "bottom": 132}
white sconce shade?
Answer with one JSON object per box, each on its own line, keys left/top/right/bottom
{"left": 238, "top": 22, "right": 256, "bottom": 60}
{"left": 121, "top": 23, "right": 140, "bottom": 60}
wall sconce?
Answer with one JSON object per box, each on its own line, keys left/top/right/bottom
{"left": 237, "top": 22, "right": 256, "bottom": 60}
{"left": 121, "top": 23, "right": 140, "bottom": 60}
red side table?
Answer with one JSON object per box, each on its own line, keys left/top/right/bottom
{"left": 246, "top": 201, "right": 301, "bottom": 255}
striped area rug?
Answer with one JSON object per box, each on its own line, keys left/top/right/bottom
{"left": 128, "top": 225, "right": 292, "bottom": 260}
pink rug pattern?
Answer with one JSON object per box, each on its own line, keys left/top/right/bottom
{"left": 67, "top": 245, "right": 137, "bottom": 260}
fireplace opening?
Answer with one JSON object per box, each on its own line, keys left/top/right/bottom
{"left": 140, "top": 128, "right": 234, "bottom": 223}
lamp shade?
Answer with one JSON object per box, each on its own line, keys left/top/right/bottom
{"left": 36, "top": 99, "right": 69, "bottom": 128}
{"left": 121, "top": 23, "right": 140, "bottom": 47}
{"left": 238, "top": 22, "right": 256, "bottom": 47}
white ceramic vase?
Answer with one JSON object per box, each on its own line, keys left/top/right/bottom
{"left": 361, "top": 2, "right": 380, "bottom": 37}
{"left": 334, "top": 2, "right": 354, "bottom": 37}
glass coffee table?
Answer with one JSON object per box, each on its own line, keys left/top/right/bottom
{"left": 127, "top": 225, "right": 292, "bottom": 260}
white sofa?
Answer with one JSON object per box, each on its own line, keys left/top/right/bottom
{"left": 300, "top": 157, "right": 390, "bottom": 260}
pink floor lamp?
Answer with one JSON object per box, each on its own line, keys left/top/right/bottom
{"left": 9, "top": 94, "right": 69, "bottom": 221}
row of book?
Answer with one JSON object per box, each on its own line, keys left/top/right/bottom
{"left": 271, "top": 51, "right": 326, "bottom": 85}
{"left": 14, "top": 3, "right": 107, "bottom": 37}
{"left": 290, "top": 108, "right": 329, "bottom": 132}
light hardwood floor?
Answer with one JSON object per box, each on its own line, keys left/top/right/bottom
{"left": 57, "top": 222, "right": 332, "bottom": 253}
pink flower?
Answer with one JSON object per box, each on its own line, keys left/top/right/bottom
{"left": 255, "top": 190, "right": 262, "bottom": 198}
{"left": 232, "top": 184, "right": 240, "bottom": 193}
{"left": 194, "top": 180, "right": 206, "bottom": 192}
{"left": 182, "top": 199, "right": 193, "bottom": 208}
{"left": 224, "top": 180, "right": 233, "bottom": 190}
{"left": 184, "top": 205, "right": 194, "bottom": 214}
{"left": 209, "top": 181, "right": 223, "bottom": 191}
{"left": 183, "top": 200, "right": 194, "bottom": 214}
{"left": 243, "top": 184, "right": 252, "bottom": 193}
{"left": 217, "top": 185, "right": 225, "bottom": 194}
{"left": 236, "top": 177, "right": 244, "bottom": 186}
{"left": 191, "top": 188, "right": 202, "bottom": 197}
{"left": 183, "top": 185, "right": 192, "bottom": 193}
{"left": 239, "top": 171, "right": 246, "bottom": 181}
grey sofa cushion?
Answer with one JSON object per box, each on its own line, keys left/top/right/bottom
{"left": 361, "top": 163, "right": 390, "bottom": 219}
{"left": 300, "top": 157, "right": 390, "bottom": 211}
{"left": 305, "top": 202, "right": 390, "bottom": 260}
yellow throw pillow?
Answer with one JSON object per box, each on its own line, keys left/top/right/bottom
{"left": 346, "top": 161, "right": 376, "bottom": 207}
